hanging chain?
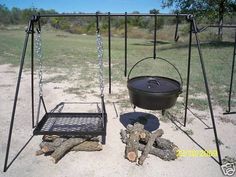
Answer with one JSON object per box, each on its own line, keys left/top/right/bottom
{"left": 35, "top": 30, "right": 43, "bottom": 97}
{"left": 35, "top": 28, "right": 103, "bottom": 97}
{"left": 96, "top": 30, "right": 104, "bottom": 96}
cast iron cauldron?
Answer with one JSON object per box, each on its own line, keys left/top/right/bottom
{"left": 127, "top": 57, "right": 183, "bottom": 111}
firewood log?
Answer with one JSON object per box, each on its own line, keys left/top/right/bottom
{"left": 120, "top": 125, "right": 178, "bottom": 162}
{"left": 51, "top": 138, "right": 85, "bottom": 163}
{"left": 125, "top": 123, "right": 143, "bottom": 162}
{"left": 42, "top": 135, "right": 60, "bottom": 142}
{"left": 36, "top": 141, "right": 103, "bottom": 156}
{"left": 120, "top": 129, "right": 128, "bottom": 144}
{"left": 40, "top": 138, "right": 67, "bottom": 153}
{"left": 154, "top": 137, "right": 178, "bottom": 150}
{"left": 121, "top": 130, "right": 177, "bottom": 161}
{"left": 138, "top": 144, "right": 177, "bottom": 161}
{"left": 138, "top": 130, "right": 163, "bottom": 165}
{"left": 35, "top": 150, "right": 44, "bottom": 156}
{"left": 71, "top": 141, "right": 102, "bottom": 151}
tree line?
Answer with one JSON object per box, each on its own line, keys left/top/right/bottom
{"left": 0, "top": 5, "right": 170, "bottom": 34}
{"left": 1, "top": 2, "right": 235, "bottom": 37}
{"left": 0, "top": 5, "right": 57, "bottom": 25}
{"left": 162, "top": 0, "right": 236, "bottom": 38}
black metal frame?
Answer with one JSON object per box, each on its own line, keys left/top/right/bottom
{"left": 190, "top": 24, "right": 236, "bottom": 114}
{"left": 3, "top": 12, "right": 230, "bottom": 172}
{"left": 3, "top": 13, "right": 108, "bottom": 172}
{"left": 224, "top": 30, "right": 236, "bottom": 115}
{"left": 224, "top": 30, "right": 236, "bottom": 114}
{"left": 188, "top": 18, "right": 222, "bottom": 165}
{"left": 33, "top": 112, "right": 107, "bottom": 135}
{"left": 4, "top": 19, "right": 32, "bottom": 172}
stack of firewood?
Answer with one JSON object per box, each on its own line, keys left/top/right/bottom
{"left": 36, "top": 123, "right": 178, "bottom": 165}
{"left": 120, "top": 122, "right": 178, "bottom": 165}
{"left": 36, "top": 135, "right": 102, "bottom": 163}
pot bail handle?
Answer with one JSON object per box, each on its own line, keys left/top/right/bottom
{"left": 128, "top": 57, "right": 153, "bottom": 80}
{"left": 155, "top": 56, "right": 183, "bottom": 90}
{"left": 127, "top": 56, "right": 183, "bottom": 90}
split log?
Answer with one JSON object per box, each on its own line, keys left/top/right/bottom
{"left": 120, "top": 130, "right": 177, "bottom": 161}
{"left": 42, "top": 135, "right": 100, "bottom": 142}
{"left": 42, "top": 135, "right": 60, "bottom": 142}
{"left": 37, "top": 135, "right": 103, "bottom": 162}
{"left": 71, "top": 141, "right": 102, "bottom": 151}
{"left": 37, "top": 135, "right": 101, "bottom": 155}
{"left": 126, "top": 123, "right": 164, "bottom": 145}
{"left": 40, "top": 138, "right": 67, "bottom": 153}
{"left": 138, "top": 130, "right": 163, "bottom": 165}
{"left": 138, "top": 144, "right": 177, "bottom": 161}
{"left": 139, "top": 129, "right": 164, "bottom": 144}
{"left": 139, "top": 134, "right": 177, "bottom": 151}
{"left": 126, "top": 123, "right": 144, "bottom": 135}
{"left": 120, "top": 125, "right": 178, "bottom": 162}
{"left": 51, "top": 138, "right": 85, "bottom": 163}
{"left": 125, "top": 123, "right": 143, "bottom": 162}
{"left": 35, "top": 149, "right": 44, "bottom": 156}
{"left": 36, "top": 141, "right": 102, "bottom": 156}
{"left": 125, "top": 143, "right": 138, "bottom": 162}
{"left": 155, "top": 137, "right": 178, "bottom": 150}
{"left": 120, "top": 128, "right": 162, "bottom": 144}
{"left": 120, "top": 129, "right": 128, "bottom": 144}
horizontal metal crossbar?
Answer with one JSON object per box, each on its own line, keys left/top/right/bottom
{"left": 223, "top": 111, "right": 236, "bottom": 115}
{"left": 208, "top": 25, "right": 236, "bottom": 28}
{"left": 38, "top": 13, "right": 192, "bottom": 18}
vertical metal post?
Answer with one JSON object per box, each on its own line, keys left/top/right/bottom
{"left": 4, "top": 21, "right": 32, "bottom": 172}
{"left": 31, "top": 21, "right": 35, "bottom": 128}
{"left": 192, "top": 18, "right": 222, "bottom": 165}
{"left": 108, "top": 12, "right": 111, "bottom": 94}
{"left": 174, "top": 14, "right": 179, "bottom": 42}
{"left": 96, "top": 12, "right": 99, "bottom": 32}
{"left": 36, "top": 97, "right": 41, "bottom": 125}
{"left": 41, "top": 96, "right": 48, "bottom": 113}
{"left": 184, "top": 21, "right": 193, "bottom": 127}
{"left": 153, "top": 13, "right": 157, "bottom": 59}
{"left": 101, "top": 95, "right": 107, "bottom": 144}
{"left": 124, "top": 12, "right": 128, "bottom": 77}
{"left": 226, "top": 31, "right": 236, "bottom": 113}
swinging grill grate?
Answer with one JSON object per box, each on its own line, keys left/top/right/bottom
{"left": 33, "top": 112, "right": 107, "bottom": 136}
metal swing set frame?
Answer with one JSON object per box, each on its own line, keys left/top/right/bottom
{"left": 3, "top": 12, "right": 236, "bottom": 172}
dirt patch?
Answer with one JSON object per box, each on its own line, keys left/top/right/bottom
{"left": 0, "top": 64, "right": 236, "bottom": 177}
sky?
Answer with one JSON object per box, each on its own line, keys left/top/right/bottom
{"left": 1, "top": 0, "right": 172, "bottom": 13}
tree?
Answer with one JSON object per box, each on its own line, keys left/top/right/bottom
{"left": 162, "top": 0, "right": 236, "bottom": 39}
{"left": 149, "top": 8, "right": 164, "bottom": 29}
{"left": 10, "top": 7, "right": 22, "bottom": 24}
{"left": 149, "top": 8, "right": 160, "bottom": 14}
{"left": 130, "top": 11, "right": 141, "bottom": 26}
{"left": 0, "top": 4, "right": 11, "bottom": 24}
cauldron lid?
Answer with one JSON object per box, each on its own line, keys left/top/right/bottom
{"left": 127, "top": 76, "right": 181, "bottom": 93}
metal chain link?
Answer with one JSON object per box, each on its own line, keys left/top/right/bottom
{"left": 96, "top": 31, "right": 104, "bottom": 96}
{"left": 35, "top": 31, "right": 43, "bottom": 97}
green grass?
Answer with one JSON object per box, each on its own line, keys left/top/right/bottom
{"left": 188, "top": 98, "right": 209, "bottom": 111}
{"left": 0, "top": 26, "right": 235, "bottom": 110}
{"left": 43, "top": 74, "right": 69, "bottom": 83}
